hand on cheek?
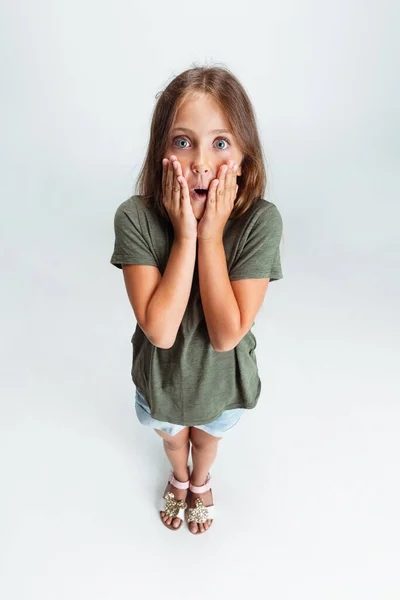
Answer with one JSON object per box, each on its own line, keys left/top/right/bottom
{"left": 197, "top": 160, "right": 239, "bottom": 242}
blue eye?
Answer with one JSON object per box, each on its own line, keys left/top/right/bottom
{"left": 215, "top": 138, "right": 230, "bottom": 149}
{"left": 175, "top": 138, "right": 189, "bottom": 149}
{"left": 173, "top": 136, "right": 231, "bottom": 150}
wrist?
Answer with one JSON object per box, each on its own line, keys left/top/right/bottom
{"left": 174, "top": 235, "right": 197, "bottom": 245}
{"left": 197, "top": 236, "right": 223, "bottom": 245}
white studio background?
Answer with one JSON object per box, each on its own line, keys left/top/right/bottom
{"left": 1, "top": 1, "right": 399, "bottom": 599}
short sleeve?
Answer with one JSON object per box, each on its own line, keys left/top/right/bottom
{"left": 110, "top": 201, "right": 159, "bottom": 270}
{"left": 229, "top": 204, "right": 283, "bottom": 281}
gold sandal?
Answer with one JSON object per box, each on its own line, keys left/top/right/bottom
{"left": 159, "top": 471, "right": 190, "bottom": 531}
{"left": 186, "top": 472, "right": 216, "bottom": 534}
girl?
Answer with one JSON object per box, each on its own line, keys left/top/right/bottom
{"left": 110, "top": 65, "right": 283, "bottom": 535}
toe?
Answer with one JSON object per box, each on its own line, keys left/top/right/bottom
{"left": 190, "top": 522, "right": 198, "bottom": 533}
{"left": 172, "top": 518, "right": 181, "bottom": 528}
{"left": 199, "top": 522, "right": 205, "bottom": 533}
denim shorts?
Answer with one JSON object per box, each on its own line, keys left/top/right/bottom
{"left": 134, "top": 387, "right": 245, "bottom": 438}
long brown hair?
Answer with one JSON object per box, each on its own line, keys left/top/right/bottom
{"left": 134, "top": 63, "right": 268, "bottom": 222}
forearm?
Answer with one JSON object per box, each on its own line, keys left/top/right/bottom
{"left": 197, "top": 238, "right": 241, "bottom": 352}
{"left": 146, "top": 236, "right": 197, "bottom": 349}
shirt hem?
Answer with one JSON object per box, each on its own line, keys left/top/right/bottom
{"left": 110, "top": 254, "right": 159, "bottom": 269}
{"left": 149, "top": 400, "right": 258, "bottom": 427}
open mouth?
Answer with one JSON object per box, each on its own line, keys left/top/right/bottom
{"left": 193, "top": 188, "right": 208, "bottom": 199}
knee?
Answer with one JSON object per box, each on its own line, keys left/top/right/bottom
{"left": 189, "top": 426, "right": 222, "bottom": 452}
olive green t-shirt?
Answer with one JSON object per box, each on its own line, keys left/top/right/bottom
{"left": 110, "top": 195, "right": 283, "bottom": 426}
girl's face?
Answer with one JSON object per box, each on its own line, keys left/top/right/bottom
{"left": 166, "top": 93, "right": 244, "bottom": 220}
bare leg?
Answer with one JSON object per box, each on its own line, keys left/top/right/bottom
{"left": 155, "top": 427, "right": 190, "bottom": 528}
{"left": 189, "top": 426, "right": 222, "bottom": 534}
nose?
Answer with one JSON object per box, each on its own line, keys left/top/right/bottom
{"left": 192, "top": 162, "right": 210, "bottom": 175}
{"left": 191, "top": 149, "right": 211, "bottom": 175}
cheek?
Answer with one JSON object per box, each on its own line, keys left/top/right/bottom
{"left": 180, "top": 164, "right": 191, "bottom": 178}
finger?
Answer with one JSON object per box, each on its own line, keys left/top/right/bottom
{"left": 177, "top": 171, "right": 190, "bottom": 205}
{"left": 233, "top": 165, "right": 239, "bottom": 200}
{"left": 225, "top": 163, "right": 234, "bottom": 202}
{"left": 172, "top": 160, "right": 181, "bottom": 206}
{"left": 174, "top": 158, "right": 182, "bottom": 178}
{"left": 162, "top": 158, "right": 168, "bottom": 199}
{"left": 233, "top": 164, "right": 239, "bottom": 183}
{"left": 208, "top": 177, "right": 219, "bottom": 206}
{"left": 166, "top": 157, "right": 174, "bottom": 202}
{"left": 216, "top": 163, "right": 228, "bottom": 203}
{"left": 173, "top": 159, "right": 190, "bottom": 205}
{"left": 230, "top": 164, "right": 238, "bottom": 199}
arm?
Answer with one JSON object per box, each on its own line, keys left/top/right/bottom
{"left": 197, "top": 238, "right": 270, "bottom": 352}
{"left": 146, "top": 236, "right": 197, "bottom": 349}
{"left": 197, "top": 238, "right": 241, "bottom": 352}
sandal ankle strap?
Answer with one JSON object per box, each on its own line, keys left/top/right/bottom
{"left": 189, "top": 472, "right": 212, "bottom": 494}
{"left": 169, "top": 471, "right": 190, "bottom": 489}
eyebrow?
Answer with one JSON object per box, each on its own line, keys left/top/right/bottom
{"left": 171, "top": 127, "right": 232, "bottom": 135}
